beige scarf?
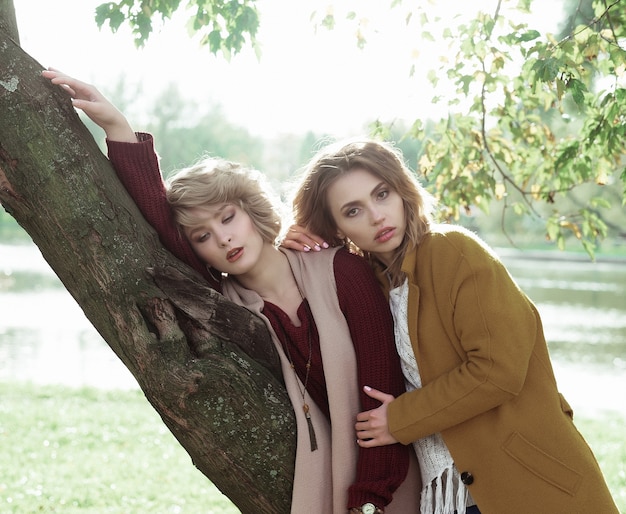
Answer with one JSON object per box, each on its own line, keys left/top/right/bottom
{"left": 223, "top": 248, "right": 421, "bottom": 513}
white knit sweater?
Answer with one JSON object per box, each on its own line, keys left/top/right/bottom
{"left": 390, "top": 279, "right": 473, "bottom": 514}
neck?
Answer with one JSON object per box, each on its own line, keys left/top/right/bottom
{"left": 235, "top": 246, "right": 297, "bottom": 302}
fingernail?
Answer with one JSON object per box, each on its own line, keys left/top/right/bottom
{"left": 303, "top": 245, "right": 311, "bottom": 252}
{"left": 364, "top": 385, "right": 371, "bottom": 392}
{"left": 322, "top": 242, "right": 329, "bottom": 248}
{"left": 314, "top": 244, "right": 321, "bottom": 251}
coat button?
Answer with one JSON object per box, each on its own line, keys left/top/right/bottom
{"left": 460, "top": 471, "right": 474, "bottom": 485}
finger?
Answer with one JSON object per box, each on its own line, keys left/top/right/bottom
{"left": 356, "top": 424, "right": 376, "bottom": 438}
{"left": 356, "top": 437, "right": 380, "bottom": 449}
{"left": 297, "top": 233, "right": 329, "bottom": 250}
{"left": 42, "top": 70, "right": 71, "bottom": 83}
{"left": 355, "top": 409, "right": 372, "bottom": 422}
{"left": 280, "top": 238, "right": 312, "bottom": 252}
{"left": 44, "top": 71, "right": 91, "bottom": 95}
{"left": 355, "top": 420, "right": 370, "bottom": 432}
{"left": 54, "top": 83, "right": 77, "bottom": 97}
{"left": 287, "top": 232, "right": 321, "bottom": 251}
{"left": 42, "top": 67, "right": 61, "bottom": 76}
{"left": 43, "top": 75, "right": 77, "bottom": 98}
{"left": 42, "top": 71, "right": 79, "bottom": 95}
{"left": 49, "top": 75, "right": 86, "bottom": 92}
{"left": 358, "top": 432, "right": 397, "bottom": 447}
{"left": 363, "top": 385, "right": 394, "bottom": 403}
{"left": 286, "top": 226, "right": 328, "bottom": 250}
{"left": 70, "top": 98, "right": 94, "bottom": 111}
{"left": 356, "top": 433, "right": 374, "bottom": 443}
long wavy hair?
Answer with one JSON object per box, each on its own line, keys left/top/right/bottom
{"left": 292, "top": 138, "right": 435, "bottom": 284}
{"left": 165, "top": 157, "right": 283, "bottom": 246}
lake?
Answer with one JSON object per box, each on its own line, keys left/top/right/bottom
{"left": 1, "top": 242, "right": 625, "bottom": 417}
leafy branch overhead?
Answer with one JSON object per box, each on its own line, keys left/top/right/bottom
{"left": 95, "top": 0, "right": 261, "bottom": 58}
{"left": 95, "top": 0, "right": 626, "bottom": 256}
{"left": 332, "top": 0, "right": 626, "bottom": 256}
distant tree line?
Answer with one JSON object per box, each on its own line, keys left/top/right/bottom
{"left": 3, "top": 72, "right": 625, "bottom": 253}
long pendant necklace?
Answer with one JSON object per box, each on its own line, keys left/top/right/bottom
{"left": 274, "top": 283, "right": 318, "bottom": 452}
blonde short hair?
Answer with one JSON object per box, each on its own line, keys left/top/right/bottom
{"left": 166, "top": 157, "right": 282, "bottom": 245}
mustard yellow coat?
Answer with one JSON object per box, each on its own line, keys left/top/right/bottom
{"left": 385, "top": 225, "right": 618, "bottom": 513}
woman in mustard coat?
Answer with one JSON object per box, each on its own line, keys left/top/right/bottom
{"left": 287, "top": 138, "right": 619, "bottom": 514}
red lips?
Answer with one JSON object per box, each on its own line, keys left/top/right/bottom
{"left": 227, "top": 247, "right": 243, "bottom": 262}
{"left": 375, "top": 227, "right": 395, "bottom": 243}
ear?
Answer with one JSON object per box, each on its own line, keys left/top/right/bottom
{"left": 336, "top": 229, "right": 346, "bottom": 239}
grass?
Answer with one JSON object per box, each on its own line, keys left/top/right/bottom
{"left": 575, "top": 415, "right": 626, "bottom": 511}
{"left": 0, "top": 382, "right": 238, "bottom": 514}
{"left": 1, "top": 382, "right": 624, "bottom": 513}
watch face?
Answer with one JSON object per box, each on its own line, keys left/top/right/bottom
{"left": 362, "top": 503, "right": 376, "bottom": 514}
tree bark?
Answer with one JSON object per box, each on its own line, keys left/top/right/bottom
{"left": 0, "top": 12, "right": 296, "bottom": 513}
{"left": 0, "top": 0, "right": 18, "bottom": 45}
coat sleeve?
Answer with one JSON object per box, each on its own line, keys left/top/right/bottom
{"left": 106, "top": 133, "right": 220, "bottom": 290}
{"left": 388, "top": 230, "right": 540, "bottom": 443}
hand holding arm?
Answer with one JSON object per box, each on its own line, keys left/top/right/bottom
{"left": 42, "top": 68, "right": 137, "bottom": 143}
{"left": 280, "top": 224, "right": 329, "bottom": 252}
{"left": 355, "top": 386, "right": 399, "bottom": 448}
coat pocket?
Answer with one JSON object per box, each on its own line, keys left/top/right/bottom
{"left": 502, "top": 431, "right": 583, "bottom": 496}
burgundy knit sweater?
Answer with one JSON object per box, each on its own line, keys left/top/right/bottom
{"left": 107, "top": 133, "right": 410, "bottom": 509}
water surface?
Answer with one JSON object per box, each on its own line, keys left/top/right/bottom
{"left": 1, "top": 243, "right": 625, "bottom": 417}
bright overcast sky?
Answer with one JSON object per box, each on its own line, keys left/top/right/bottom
{"left": 14, "top": 0, "right": 563, "bottom": 137}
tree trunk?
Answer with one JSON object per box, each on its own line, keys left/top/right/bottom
{"left": 0, "top": 0, "right": 18, "bottom": 45}
{"left": 0, "top": 10, "right": 296, "bottom": 513}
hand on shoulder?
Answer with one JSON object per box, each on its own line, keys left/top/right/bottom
{"left": 281, "top": 224, "right": 329, "bottom": 253}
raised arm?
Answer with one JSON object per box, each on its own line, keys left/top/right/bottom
{"left": 42, "top": 68, "right": 137, "bottom": 143}
{"left": 42, "top": 69, "right": 219, "bottom": 289}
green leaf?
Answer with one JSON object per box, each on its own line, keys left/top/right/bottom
{"left": 519, "top": 29, "right": 540, "bottom": 42}
{"left": 530, "top": 58, "right": 561, "bottom": 82}
{"left": 567, "top": 78, "right": 588, "bottom": 109}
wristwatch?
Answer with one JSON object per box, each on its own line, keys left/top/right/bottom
{"left": 349, "top": 503, "right": 384, "bottom": 514}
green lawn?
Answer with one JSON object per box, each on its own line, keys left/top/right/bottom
{"left": 574, "top": 414, "right": 626, "bottom": 511}
{"left": 1, "top": 382, "right": 624, "bottom": 513}
{"left": 0, "top": 383, "right": 238, "bottom": 513}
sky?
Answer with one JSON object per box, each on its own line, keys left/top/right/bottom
{"left": 13, "top": 0, "right": 563, "bottom": 138}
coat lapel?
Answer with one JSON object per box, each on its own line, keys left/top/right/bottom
{"left": 402, "top": 248, "right": 421, "bottom": 356}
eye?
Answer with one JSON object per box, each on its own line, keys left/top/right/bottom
{"left": 197, "top": 232, "right": 211, "bottom": 243}
{"left": 346, "top": 207, "right": 360, "bottom": 217}
{"left": 376, "top": 189, "right": 389, "bottom": 201}
{"left": 222, "top": 205, "right": 236, "bottom": 224}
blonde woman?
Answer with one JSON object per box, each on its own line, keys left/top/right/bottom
{"left": 43, "top": 70, "right": 421, "bottom": 514}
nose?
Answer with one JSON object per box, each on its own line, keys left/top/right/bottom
{"left": 369, "top": 207, "right": 384, "bottom": 225}
{"left": 218, "top": 233, "right": 232, "bottom": 248}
